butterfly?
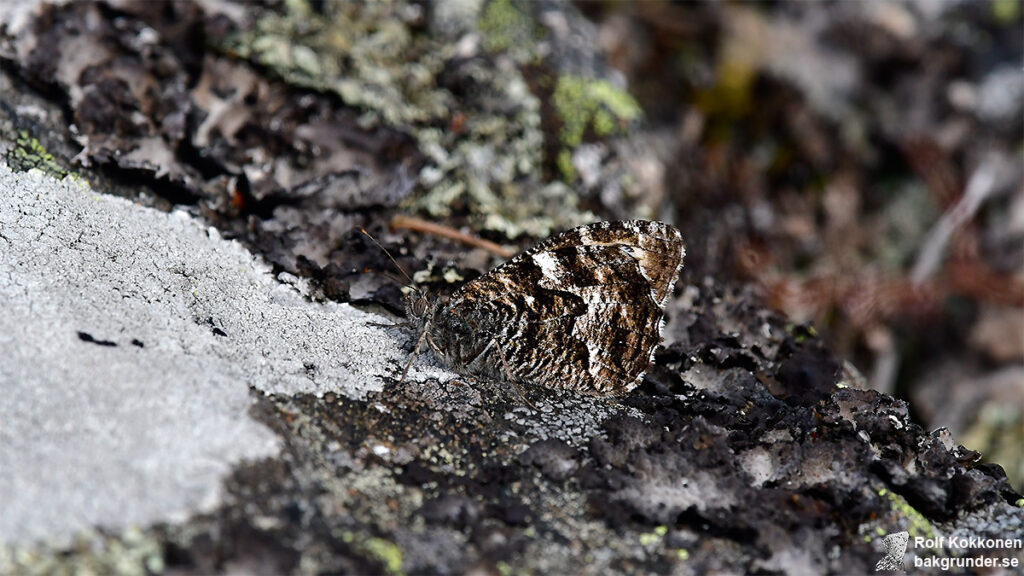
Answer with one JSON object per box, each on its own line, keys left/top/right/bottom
{"left": 399, "top": 220, "right": 685, "bottom": 397}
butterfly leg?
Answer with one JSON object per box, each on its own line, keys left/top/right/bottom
{"left": 399, "top": 329, "right": 428, "bottom": 384}
{"left": 425, "top": 332, "right": 444, "bottom": 356}
{"left": 422, "top": 332, "right": 462, "bottom": 397}
{"left": 367, "top": 319, "right": 418, "bottom": 329}
{"left": 490, "top": 338, "right": 538, "bottom": 410}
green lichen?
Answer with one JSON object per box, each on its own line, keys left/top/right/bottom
{"left": 478, "top": 0, "right": 536, "bottom": 55}
{"left": 879, "top": 488, "right": 936, "bottom": 540}
{"left": 551, "top": 76, "right": 642, "bottom": 181}
{"left": 6, "top": 131, "right": 68, "bottom": 179}
{"left": 676, "top": 548, "right": 689, "bottom": 561}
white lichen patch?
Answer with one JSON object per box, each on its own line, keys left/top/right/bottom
{"left": 0, "top": 164, "right": 416, "bottom": 546}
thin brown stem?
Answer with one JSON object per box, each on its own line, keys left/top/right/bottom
{"left": 390, "top": 215, "right": 515, "bottom": 259}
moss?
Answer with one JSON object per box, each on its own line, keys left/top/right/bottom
{"left": 878, "top": 488, "right": 936, "bottom": 540}
{"left": 551, "top": 76, "right": 641, "bottom": 181}
{"left": 6, "top": 131, "right": 68, "bottom": 179}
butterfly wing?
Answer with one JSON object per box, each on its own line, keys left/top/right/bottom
{"left": 436, "top": 220, "right": 684, "bottom": 395}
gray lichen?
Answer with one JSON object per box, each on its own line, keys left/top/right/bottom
{"left": 216, "top": 0, "right": 596, "bottom": 239}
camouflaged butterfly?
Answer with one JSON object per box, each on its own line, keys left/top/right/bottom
{"left": 399, "top": 220, "right": 685, "bottom": 397}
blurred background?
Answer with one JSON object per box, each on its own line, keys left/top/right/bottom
{"left": 574, "top": 1, "right": 1023, "bottom": 489}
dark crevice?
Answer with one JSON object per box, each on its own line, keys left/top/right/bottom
{"left": 77, "top": 331, "right": 117, "bottom": 347}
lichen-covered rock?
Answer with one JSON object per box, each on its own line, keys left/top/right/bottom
{"left": 1, "top": 1, "right": 1021, "bottom": 575}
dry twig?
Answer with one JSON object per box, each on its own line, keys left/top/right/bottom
{"left": 390, "top": 215, "right": 515, "bottom": 259}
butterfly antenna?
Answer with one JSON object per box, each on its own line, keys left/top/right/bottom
{"left": 361, "top": 228, "right": 417, "bottom": 289}
{"left": 381, "top": 271, "right": 409, "bottom": 288}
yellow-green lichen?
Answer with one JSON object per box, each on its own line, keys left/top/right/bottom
{"left": 638, "top": 525, "right": 669, "bottom": 547}
{"left": 6, "top": 131, "right": 68, "bottom": 179}
{"left": 879, "top": 488, "right": 936, "bottom": 540}
{"left": 638, "top": 532, "right": 660, "bottom": 547}
{"left": 339, "top": 532, "right": 404, "bottom": 576}
{"left": 364, "top": 537, "right": 403, "bottom": 576}
{"left": 676, "top": 548, "right": 690, "bottom": 561}
{"left": 551, "top": 76, "right": 642, "bottom": 181}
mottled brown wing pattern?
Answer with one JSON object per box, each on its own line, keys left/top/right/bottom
{"left": 427, "top": 220, "right": 684, "bottom": 396}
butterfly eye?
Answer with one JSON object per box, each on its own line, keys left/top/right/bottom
{"left": 413, "top": 297, "right": 429, "bottom": 316}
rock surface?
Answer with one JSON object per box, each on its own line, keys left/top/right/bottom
{"left": 0, "top": 161, "right": 422, "bottom": 545}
